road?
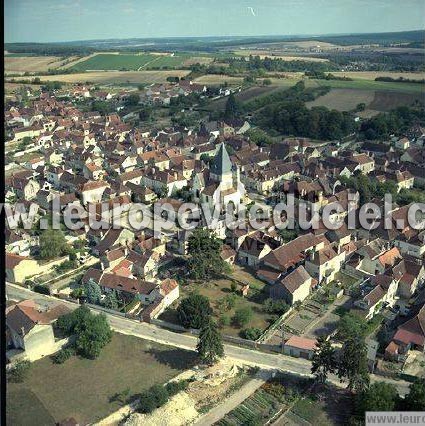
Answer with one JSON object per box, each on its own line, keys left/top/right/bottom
{"left": 6, "top": 283, "right": 412, "bottom": 396}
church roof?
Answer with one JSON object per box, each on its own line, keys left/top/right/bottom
{"left": 211, "top": 143, "right": 232, "bottom": 176}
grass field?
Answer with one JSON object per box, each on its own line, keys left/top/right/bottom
{"left": 6, "top": 333, "right": 197, "bottom": 425}
{"left": 9, "top": 70, "right": 191, "bottom": 85}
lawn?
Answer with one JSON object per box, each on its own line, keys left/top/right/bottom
{"left": 6, "top": 333, "right": 197, "bottom": 425}
{"left": 160, "top": 273, "right": 273, "bottom": 338}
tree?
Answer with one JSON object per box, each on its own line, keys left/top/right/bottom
{"left": 337, "top": 312, "right": 368, "bottom": 341}
{"left": 74, "top": 312, "right": 113, "bottom": 359}
{"left": 357, "top": 382, "right": 399, "bottom": 413}
{"left": 197, "top": 318, "right": 224, "bottom": 365}
{"left": 311, "top": 336, "right": 337, "bottom": 384}
{"left": 403, "top": 378, "right": 425, "bottom": 410}
{"left": 39, "top": 229, "right": 67, "bottom": 259}
{"left": 125, "top": 93, "right": 140, "bottom": 107}
{"left": 56, "top": 306, "right": 112, "bottom": 359}
{"left": 84, "top": 278, "right": 102, "bottom": 305}
{"left": 187, "top": 229, "right": 226, "bottom": 280}
{"left": 337, "top": 336, "right": 370, "bottom": 393}
{"left": 103, "top": 290, "right": 119, "bottom": 309}
{"left": 233, "top": 307, "right": 253, "bottom": 327}
{"left": 224, "top": 92, "right": 241, "bottom": 120}
{"left": 177, "top": 294, "right": 213, "bottom": 329}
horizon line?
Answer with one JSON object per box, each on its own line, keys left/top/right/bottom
{"left": 4, "top": 28, "right": 425, "bottom": 45}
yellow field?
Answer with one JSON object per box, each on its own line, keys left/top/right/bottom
{"left": 4, "top": 56, "right": 79, "bottom": 72}
{"left": 234, "top": 50, "right": 329, "bottom": 62}
{"left": 331, "top": 71, "right": 425, "bottom": 80}
{"left": 193, "top": 74, "right": 245, "bottom": 85}
{"left": 9, "top": 70, "right": 191, "bottom": 85}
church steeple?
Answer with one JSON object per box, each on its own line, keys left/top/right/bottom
{"left": 210, "top": 142, "right": 232, "bottom": 178}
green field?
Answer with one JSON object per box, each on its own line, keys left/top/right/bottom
{"left": 70, "top": 53, "right": 157, "bottom": 71}
{"left": 70, "top": 52, "right": 215, "bottom": 71}
{"left": 7, "top": 333, "right": 197, "bottom": 425}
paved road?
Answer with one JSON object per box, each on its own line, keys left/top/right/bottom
{"left": 6, "top": 283, "right": 411, "bottom": 396}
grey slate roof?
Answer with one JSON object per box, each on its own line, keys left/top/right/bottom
{"left": 211, "top": 143, "right": 232, "bottom": 176}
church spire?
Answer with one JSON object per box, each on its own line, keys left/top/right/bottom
{"left": 211, "top": 142, "right": 232, "bottom": 177}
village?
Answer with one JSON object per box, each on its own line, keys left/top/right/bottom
{"left": 4, "top": 72, "right": 425, "bottom": 424}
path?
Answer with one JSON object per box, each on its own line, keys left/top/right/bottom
{"left": 194, "top": 370, "right": 271, "bottom": 425}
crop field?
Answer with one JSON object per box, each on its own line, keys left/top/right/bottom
{"left": 233, "top": 50, "right": 329, "bottom": 62}
{"left": 69, "top": 52, "right": 215, "bottom": 71}
{"left": 10, "top": 70, "right": 191, "bottom": 85}
{"left": 70, "top": 53, "right": 160, "bottom": 71}
{"left": 306, "top": 88, "right": 376, "bottom": 111}
{"left": 307, "top": 87, "right": 424, "bottom": 115}
{"left": 331, "top": 71, "right": 425, "bottom": 81}
{"left": 4, "top": 55, "right": 78, "bottom": 72}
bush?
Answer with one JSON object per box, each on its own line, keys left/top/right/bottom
{"left": 138, "top": 384, "right": 169, "bottom": 414}
{"left": 263, "top": 298, "right": 289, "bottom": 316}
{"left": 7, "top": 360, "right": 31, "bottom": 383}
{"left": 165, "top": 380, "right": 189, "bottom": 396}
{"left": 233, "top": 307, "right": 253, "bottom": 327}
{"left": 52, "top": 347, "right": 74, "bottom": 364}
{"left": 33, "top": 283, "right": 50, "bottom": 295}
{"left": 241, "top": 327, "right": 263, "bottom": 341}
{"left": 219, "top": 314, "right": 231, "bottom": 327}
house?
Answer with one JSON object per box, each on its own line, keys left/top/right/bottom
{"left": 6, "top": 254, "right": 39, "bottom": 284}
{"left": 270, "top": 266, "right": 314, "bottom": 305}
{"left": 237, "top": 234, "right": 273, "bottom": 267}
{"left": 6, "top": 300, "right": 70, "bottom": 361}
{"left": 354, "top": 274, "right": 398, "bottom": 320}
{"left": 305, "top": 245, "right": 345, "bottom": 285}
{"left": 283, "top": 335, "right": 317, "bottom": 360}
{"left": 386, "top": 305, "right": 425, "bottom": 359}
{"left": 79, "top": 181, "right": 109, "bottom": 205}
{"left": 262, "top": 233, "right": 326, "bottom": 274}
{"left": 393, "top": 258, "right": 425, "bottom": 299}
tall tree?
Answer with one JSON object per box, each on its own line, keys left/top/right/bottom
{"left": 197, "top": 318, "right": 224, "bottom": 365}
{"left": 337, "top": 336, "right": 370, "bottom": 393}
{"left": 84, "top": 278, "right": 102, "bottom": 305}
{"left": 357, "top": 382, "right": 399, "bottom": 413}
{"left": 187, "top": 229, "right": 226, "bottom": 280}
{"left": 224, "top": 92, "right": 241, "bottom": 121}
{"left": 403, "top": 378, "right": 425, "bottom": 410}
{"left": 311, "top": 336, "right": 337, "bottom": 384}
{"left": 177, "top": 293, "right": 213, "bottom": 329}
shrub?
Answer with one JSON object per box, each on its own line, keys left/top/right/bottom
{"left": 138, "top": 384, "right": 169, "bottom": 414}
{"left": 263, "top": 298, "right": 289, "bottom": 316}
{"left": 7, "top": 360, "right": 31, "bottom": 383}
{"left": 241, "top": 327, "right": 263, "bottom": 341}
{"left": 165, "top": 380, "right": 189, "bottom": 396}
{"left": 33, "top": 283, "right": 50, "bottom": 295}
{"left": 52, "top": 347, "right": 74, "bottom": 364}
{"left": 233, "top": 307, "right": 253, "bottom": 327}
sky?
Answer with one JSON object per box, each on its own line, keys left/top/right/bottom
{"left": 4, "top": 0, "right": 425, "bottom": 43}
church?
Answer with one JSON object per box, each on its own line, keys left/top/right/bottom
{"left": 192, "top": 142, "right": 246, "bottom": 213}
